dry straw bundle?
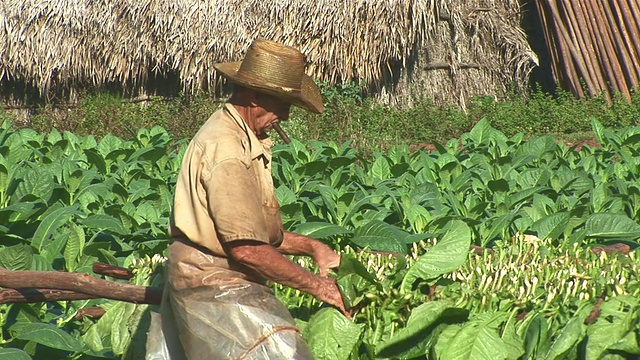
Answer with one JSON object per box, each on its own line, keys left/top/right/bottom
{"left": 0, "top": 0, "right": 537, "bottom": 107}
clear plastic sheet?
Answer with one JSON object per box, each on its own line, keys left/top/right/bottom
{"left": 146, "top": 241, "right": 314, "bottom": 359}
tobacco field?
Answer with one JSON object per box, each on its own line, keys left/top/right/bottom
{"left": 0, "top": 117, "right": 639, "bottom": 359}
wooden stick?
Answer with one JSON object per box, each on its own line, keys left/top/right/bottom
{"left": 75, "top": 306, "right": 107, "bottom": 320}
{"left": 0, "top": 288, "right": 100, "bottom": 304}
{"left": 546, "top": 0, "right": 590, "bottom": 96}
{"left": 0, "top": 267, "right": 162, "bottom": 304}
{"left": 590, "top": 0, "right": 631, "bottom": 100}
{"left": 535, "top": 0, "right": 564, "bottom": 86}
{"left": 617, "top": 0, "right": 640, "bottom": 83}
{"left": 93, "top": 262, "right": 134, "bottom": 280}
{"left": 559, "top": 0, "right": 600, "bottom": 96}
{"left": 566, "top": 0, "right": 610, "bottom": 101}
{"left": 610, "top": 0, "right": 640, "bottom": 85}
{"left": 599, "top": 0, "right": 637, "bottom": 95}
{"left": 581, "top": 0, "right": 619, "bottom": 99}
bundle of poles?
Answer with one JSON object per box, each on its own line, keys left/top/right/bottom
{"left": 535, "top": 0, "right": 640, "bottom": 102}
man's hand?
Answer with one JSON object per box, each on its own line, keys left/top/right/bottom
{"left": 226, "top": 240, "right": 350, "bottom": 317}
{"left": 312, "top": 243, "right": 341, "bottom": 277}
{"left": 313, "top": 277, "right": 351, "bottom": 318}
{"left": 279, "top": 232, "right": 341, "bottom": 276}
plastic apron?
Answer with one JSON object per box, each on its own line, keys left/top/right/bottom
{"left": 146, "top": 240, "right": 314, "bottom": 359}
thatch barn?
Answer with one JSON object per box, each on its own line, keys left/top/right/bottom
{"left": 1, "top": 0, "right": 538, "bottom": 116}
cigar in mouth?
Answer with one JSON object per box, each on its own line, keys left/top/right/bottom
{"left": 272, "top": 123, "right": 291, "bottom": 144}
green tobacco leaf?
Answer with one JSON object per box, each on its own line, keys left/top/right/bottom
{"left": 84, "top": 149, "right": 107, "bottom": 174}
{"left": 79, "top": 214, "right": 128, "bottom": 235}
{"left": 376, "top": 300, "right": 466, "bottom": 358}
{"left": 16, "top": 323, "right": 83, "bottom": 352}
{"left": 304, "top": 308, "right": 364, "bottom": 360}
{"left": 434, "top": 312, "right": 523, "bottom": 360}
{"left": 63, "top": 223, "right": 85, "bottom": 272}
{"left": 31, "top": 205, "right": 78, "bottom": 252}
{"left": 400, "top": 220, "right": 471, "bottom": 293}
{"left": 369, "top": 156, "right": 391, "bottom": 183}
{"left": 111, "top": 302, "right": 137, "bottom": 355}
{"left": 336, "top": 254, "right": 379, "bottom": 308}
{"left": 542, "top": 304, "right": 590, "bottom": 360}
{"left": 351, "top": 220, "right": 407, "bottom": 254}
{"left": 585, "top": 213, "right": 640, "bottom": 240}
{"left": 530, "top": 212, "right": 570, "bottom": 241}
{"left": 13, "top": 168, "right": 55, "bottom": 204}
{"left": 585, "top": 296, "right": 640, "bottom": 359}
{"left": 0, "top": 244, "right": 33, "bottom": 270}
{"left": 292, "top": 222, "right": 351, "bottom": 239}
{"left": 591, "top": 117, "right": 606, "bottom": 146}
{"left": 0, "top": 348, "right": 32, "bottom": 360}
{"left": 464, "top": 118, "right": 495, "bottom": 144}
{"left": 519, "top": 312, "right": 551, "bottom": 359}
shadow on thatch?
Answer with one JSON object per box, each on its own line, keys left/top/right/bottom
{"left": 0, "top": 0, "right": 537, "bottom": 113}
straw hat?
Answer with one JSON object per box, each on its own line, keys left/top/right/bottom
{"left": 214, "top": 39, "right": 324, "bottom": 114}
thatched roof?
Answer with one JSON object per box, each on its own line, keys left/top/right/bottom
{"left": 0, "top": 0, "right": 538, "bottom": 106}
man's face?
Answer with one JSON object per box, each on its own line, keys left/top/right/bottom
{"left": 253, "top": 94, "right": 291, "bottom": 138}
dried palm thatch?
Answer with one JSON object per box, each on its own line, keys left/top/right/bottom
{"left": 0, "top": 0, "right": 537, "bottom": 108}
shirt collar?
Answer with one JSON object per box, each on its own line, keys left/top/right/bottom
{"left": 224, "top": 103, "right": 273, "bottom": 161}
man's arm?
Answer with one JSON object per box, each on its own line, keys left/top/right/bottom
{"left": 225, "top": 240, "right": 349, "bottom": 317}
{"left": 277, "top": 231, "right": 341, "bottom": 276}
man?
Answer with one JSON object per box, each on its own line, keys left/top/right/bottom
{"left": 156, "top": 39, "right": 348, "bottom": 359}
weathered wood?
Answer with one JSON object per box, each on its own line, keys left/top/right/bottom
{"left": 0, "top": 267, "right": 162, "bottom": 304}
{"left": 75, "top": 306, "right": 107, "bottom": 320}
{"left": 0, "top": 288, "right": 100, "bottom": 304}
{"left": 93, "top": 262, "right": 134, "bottom": 280}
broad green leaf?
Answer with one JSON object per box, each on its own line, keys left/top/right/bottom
{"left": 111, "top": 302, "right": 137, "bottom": 355}
{"left": 591, "top": 117, "right": 605, "bottom": 146}
{"left": 585, "top": 213, "right": 640, "bottom": 240}
{"left": 370, "top": 156, "right": 391, "bottom": 183}
{"left": 63, "top": 223, "right": 85, "bottom": 272}
{"left": 376, "top": 300, "right": 466, "bottom": 357}
{"left": 434, "top": 312, "right": 523, "bottom": 360}
{"left": 304, "top": 308, "right": 364, "bottom": 360}
{"left": 351, "top": 220, "right": 407, "bottom": 254}
{"left": 31, "top": 205, "right": 78, "bottom": 252}
{"left": 336, "top": 254, "right": 380, "bottom": 308}
{"left": 519, "top": 312, "right": 551, "bottom": 359}
{"left": 292, "top": 222, "right": 351, "bottom": 239}
{"left": 585, "top": 296, "right": 640, "bottom": 359}
{"left": 543, "top": 304, "right": 590, "bottom": 360}
{"left": 12, "top": 168, "right": 55, "bottom": 204}
{"left": 401, "top": 220, "right": 471, "bottom": 293}
{"left": 16, "top": 323, "right": 83, "bottom": 352}
{"left": 0, "top": 348, "right": 32, "bottom": 360}
{"left": 530, "top": 212, "right": 570, "bottom": 241}
{"left": 79, "top": 213, "right": 128, "bottom": 235}
{"left": 464, "top": 118, "right": 498, "bottom": 145}
{"left": 0, "top": 244, "right": 33, "bottom": 270}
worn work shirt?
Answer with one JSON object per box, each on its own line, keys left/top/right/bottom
{"left": 169, "top": 103, "right": 284, "bottom": 257}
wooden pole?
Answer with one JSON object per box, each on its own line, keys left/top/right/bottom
{"left": 535, "top": 0, "right": 564, "bottom": 87}
{"left": 581, "top": 0, "right": 621, "bottom": 100}
{"left": 598, "top": 0, "right": 637, "bottom": 97}
{"left": 559, "top": 0, "right": 601, "bottom": 96}
{"left": 0, "top": 289, "right": 100, "bottom": 304}
{"left": 0, "top": 267, "right": 162, "bottom": 304}
{"left": 546, "top": 0, "right": 594, "bottom": 97}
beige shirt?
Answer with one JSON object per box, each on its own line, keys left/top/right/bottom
{"left": 169, "top": 103, "right": 284, "bottom": 257}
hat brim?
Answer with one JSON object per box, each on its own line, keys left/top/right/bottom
{"left": 214, "top": 62, "right": 324, "bottom": 114}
